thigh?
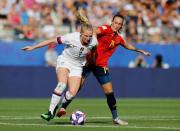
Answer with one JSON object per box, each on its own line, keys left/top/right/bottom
{"left": 56, "top": 56, "right": 70, "bottom": 83}
{"left": 93, "top": 66, "right": 113, "bottom": 93}
{"left": 93, "top": 66, "right": 111, "bottom": 85}
{"left": 68, "top": 76, "right": 82, "bottom": 96}
{"left": 56, "top": 67, "right": 69, "bottom": 83}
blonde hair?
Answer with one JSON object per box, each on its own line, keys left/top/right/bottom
{"left": 73, "top": 8, "right": 93, "bottom": 33}
{"left": 76, "top": 8, "right": 90, "bottom": 25}
{"left": 80, "top": 23, "right": 93, "bottom": 33}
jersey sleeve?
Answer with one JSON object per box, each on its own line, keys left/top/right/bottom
{"left": 56, "top": 33, "right": 73, "bottom": 45}
{"left": 97, "top": 25, "right": 110, "bottom": 35}
{"left": 56, "top": 36, "right": 62, "bottom": 44}
{"left": 118, "top": 35, "right": 125, "bottom": 46}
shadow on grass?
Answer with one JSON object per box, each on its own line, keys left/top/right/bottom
{"left": 51, "top": 119, "right": 111, "bottom": 125}
{"left": 50, "top": 121, "right": 70, "bottom": 125}
{"left": 86, "top": 119, "right": 112, "bottom": 124}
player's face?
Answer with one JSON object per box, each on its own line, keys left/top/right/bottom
{"left": 111, "top": 17, "right": 124, "bottom": 32}
{"left": 80, "top": 29, "right": 93, "bottom": 45}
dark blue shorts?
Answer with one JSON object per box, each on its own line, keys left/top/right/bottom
{"left": 82, "top": 65, "right": 111, "bottom": 85}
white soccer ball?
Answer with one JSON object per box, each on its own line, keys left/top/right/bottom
{"left": 70, "top": 110, "right": 86, "bottom": 125}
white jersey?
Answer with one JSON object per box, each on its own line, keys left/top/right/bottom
{"left": 57, "top": 32, "right": 97, "bottom": 66}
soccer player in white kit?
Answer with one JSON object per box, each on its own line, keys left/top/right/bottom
{"left": 21, "top": 24, "right": 97, "bottom": 121}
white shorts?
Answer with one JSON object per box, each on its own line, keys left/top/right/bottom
{"left": 56, "top": 56, "right": 82, "bottom": 77}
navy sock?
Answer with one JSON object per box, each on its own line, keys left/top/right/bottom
{"left": 106, "top": 92, "right": 118, "bottom": 119}
{"left": 112, "top": 110, "right": 118, "bottom": 119}
{"left": 61, "top": 99, "right": 73, "bottom": 109}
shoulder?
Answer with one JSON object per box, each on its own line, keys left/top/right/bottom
{"left": 67, "top": 32, "right": 80, "bottom": 37}
{"left": 116, "top": 34, "right": 126, "bottom": 44}
{"left": 99, "top": 24, "right": 111, "bottom": 29}
{"left": 97, "top": 24, "right": 112, "bottom": 34}
{"left": 98, "top": 25, "right": 111, "bottom": 31}
{"left": 117, "top": 34, "right": 124, "bottom": 39}
{"left": 91, "top": 36, "right": 98, "bottom": 46}
{"left": 61, "top": 32, "right": 80, "bottom": 40}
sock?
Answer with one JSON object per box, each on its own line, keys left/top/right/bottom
{"left": 49, "top": 93, "right": 61, "bottom": 115}
{"left": 61, "top": 91, "right": 73, "bottom": 109}
{"left": 112, "top": 110, "right": 118, "bottom": 120}
{"left": 106, "top": 92, "right": 118, "bottom": 119}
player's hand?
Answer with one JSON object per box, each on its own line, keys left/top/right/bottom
{"left": 21, "top": 46, "right": 35, "bottom": 51}
{"left": 141, "top": 50, "right": 151, "bottom": 56}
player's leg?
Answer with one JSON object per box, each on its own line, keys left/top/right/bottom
{"left": 56, "top": 77, "right": 85, "bottom": 117}
{"left": 56, "top": 69, "right": 82, "bottom": 117}
{"left": 62, "top": 77, "right": 86, "bottom": 108}
{"left": 94, "top": 66, "right": 128, "bottom": 125}
{"left": 61, "top": 66, "right": 91, "bottom": 109}
{"left": 57, "top": 66, "right": 91, "bottom": 117}
{"left": 93, "top": 67, "right": 118, "bottom": 118}
{"left": 101, "top": 82, "right": 127, "bottom": 125}
{"left": 49, "top": 67, "right": 69, "bottom": 114}
{"left": 41, "top": 67, "right": 69, "bottom": 121}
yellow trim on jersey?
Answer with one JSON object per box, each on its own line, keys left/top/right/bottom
{"left": 109, "top": 40, "right": 115, "bottom": 48}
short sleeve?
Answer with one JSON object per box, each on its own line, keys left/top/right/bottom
{"left": 56, "top": 33, "right": 72, "bottom": 45}
{"left": 117, "top": 35, "right": 125, "bottom": 46}
{"left": 97, "top": 25, "right": 110, "bottom": 35}
{"left": 56, "top": 36, "right": 62, "bottom": 44}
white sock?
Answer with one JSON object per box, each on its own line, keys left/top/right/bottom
{"left": 49, "top": 93, "right": 61, "bottom": 115}
{"left": 61, "top": 97, "right": 66, "bottom": 104}
{"left": 62, "top": 91, "right": 73, "bottom": 104}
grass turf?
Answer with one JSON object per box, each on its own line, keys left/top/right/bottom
{"left": 0, "top": 98, "right": 180, "bottom": 131}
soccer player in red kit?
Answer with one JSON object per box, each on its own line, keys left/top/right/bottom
{"left": 57, "top": 14, "right": 151, "bottom": 125}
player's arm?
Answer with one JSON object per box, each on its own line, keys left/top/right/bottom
{"left": 21, "top": 39, "right": 57, "bottom": 51}
{"left": 123, "top": 42, "right": 151, "bottom": 56}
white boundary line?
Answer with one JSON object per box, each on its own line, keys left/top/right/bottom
{"left": 0, "top": 116, "right": 180, "bottom": 120}
{"left": 0, "top": 122, "right": 180, "bottom": 130}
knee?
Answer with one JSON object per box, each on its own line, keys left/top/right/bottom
{"left": 104, "top": 89, "right": 113, "bottom": 94}
{"left": 68, "top": 90, "right": 77, "bottom": 98}
{"left": 54, "top": 82, "right": 67, "bottom": 95}
{"left": 102, "top": 83, "right": 113, "bottom": 94}
{"left": 65, "top": 91, "right": 74, "bottom": 100}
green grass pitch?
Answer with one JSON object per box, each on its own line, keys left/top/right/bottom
{"left": 0, "top": 98, "right": 180, "bottom": 131}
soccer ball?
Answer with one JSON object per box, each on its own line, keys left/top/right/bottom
{"left": 70, "top": 110, "right": 86, "bottom": 125}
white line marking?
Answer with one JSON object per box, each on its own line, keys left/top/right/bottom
{"left": 0, "top": 116, "right": 180, "bottom": 121}
{"left": 0, "top": 116, "right": 180, "bottom": 120}
{"left": 0, "top": 122, "right": 180, "bottom": 130}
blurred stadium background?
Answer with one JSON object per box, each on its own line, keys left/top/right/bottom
{"left": 0, "top": 0, "right": 180, "bottom": 130}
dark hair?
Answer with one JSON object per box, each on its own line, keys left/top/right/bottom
{"left": 112, "top": 14, "right": 125, "bottom": 22}
{"left": 112, "top": 14, "right": 125, "bottom": 33}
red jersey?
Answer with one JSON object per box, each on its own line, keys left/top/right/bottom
{"left": 88, "top": 25, "right": 125, "bottom": 67}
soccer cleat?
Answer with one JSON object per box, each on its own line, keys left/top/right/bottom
{"left": 113, "top": 117, "right": 128, "bottom": 125}
{"left": 41, "top": 111, "right": 54, "bottom": 121}
{"left": 56, "top": 108, "right": 66, "bottom": 117}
